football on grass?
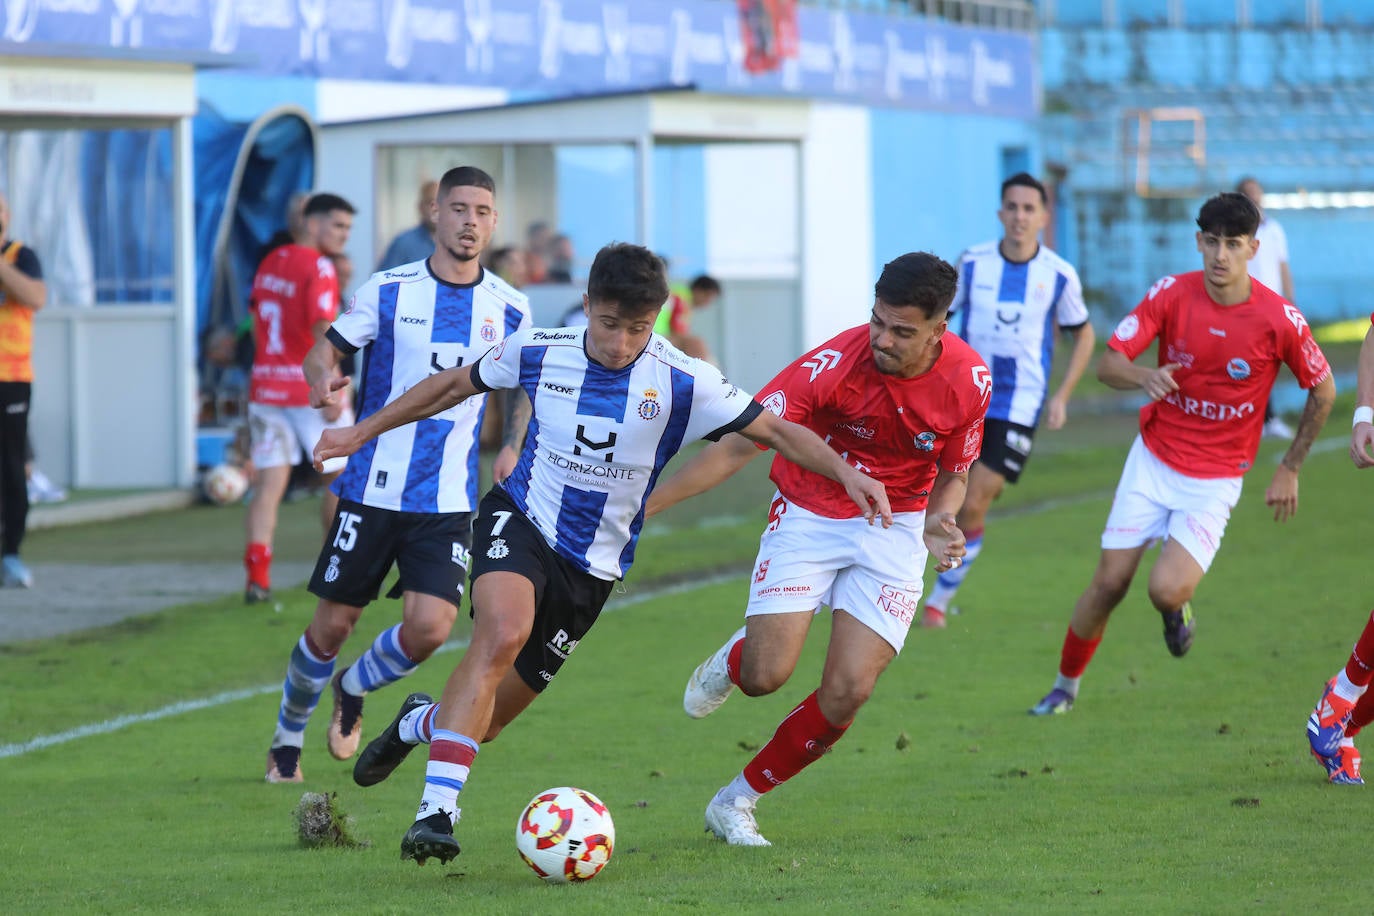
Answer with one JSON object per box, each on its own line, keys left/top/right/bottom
{"left": 202, "top": 463, "right": 248, "bottom": 505}
{"left": 515, "top": 787, "right": 615, "bottom": 883}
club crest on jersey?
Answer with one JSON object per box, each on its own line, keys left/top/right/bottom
{"left": 480, "top": 317, "right": 498, "bottom": 342}
{"left": 324, "top": 554, "right": 341, "bottom": 583}
{"left": 914, "top": 431, "right": 936, "bottom": 451}
{"left": 1114, "top": 315, "right": 1140, "bottom": 341}
{"left": 762, "top": 390, "right": 787, "bottom": 417}
{"left": 1226, "top": 357, "right": 1251, "bottom": 380}
{"left": 487, "top": 537, "right": 510, "bottom": 560}
{"left": 637, "top": 387, "right": 662, "bottom": 420}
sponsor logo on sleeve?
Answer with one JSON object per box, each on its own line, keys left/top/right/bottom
{"left": 1283, "top": 304, "right": 1308, "bottom": 333}
{"left": 1146, "top": 275, "right": 1176, "bottom": 300}
{"left": 761, "top": 390, "right": 787, "bottom": 417}
{"left": 1114, "top": 315, "right": 1139, "bottom": 342}
{"left": 971, "top": 365, "right": 992, "bottom": 400}
{"left": 801, "top": 348, "right": 843, "bottom": 382}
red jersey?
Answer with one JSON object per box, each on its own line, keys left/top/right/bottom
{"left": 249, "top": 244, "right": 339, "bottom": 405}
{"left": 1109, "top": 271, "right": 1331, "bottom": 477}
{"left": 759, "top": 325, "right": 991, "bottom": 518}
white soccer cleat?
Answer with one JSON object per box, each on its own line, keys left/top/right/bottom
{"left": 704, "top": 790, "right": 771, "bottom": 847}
{"left": 684, "top": 626, "right": 745, "bottom": 719}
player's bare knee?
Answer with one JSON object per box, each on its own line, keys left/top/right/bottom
{"left": 738, "top": 666, "right": 789, "bottom": 697}
{"left": 1148, "top": 583, "right": 1194, "bottom": 613}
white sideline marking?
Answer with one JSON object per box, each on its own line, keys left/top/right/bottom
{"left": 0, "top": 573, "right": 747, "bottom": 760}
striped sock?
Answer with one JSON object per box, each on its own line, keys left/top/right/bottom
{"left": 341, "top": 624, "right": 419, "bottom": 696}
{"left": 418, "top": 731, "right": 479, "bottom": 821}
{"left": 399, "top": 703, "right": 441, "bottom": 745}
{"left": 272, "top": 633, "right": 336, "bottom": 748}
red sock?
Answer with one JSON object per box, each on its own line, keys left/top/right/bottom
{"left": 245, "top": 542, "right": 273, "bottom": 589}
{"left": 726, "top": 638, "right": 745, "bottom": 687}
{"left": 1059, "top": 626, "right": 1102, "bottom": 679}
{"left": 1346, "top": 689, "right": 1374, "bottom": 738}
{"left": 742, "top": 691, "right": 849, "bottom": 795}
{"left": 1345, "top": 610, "right": 1374, "bottom": 688}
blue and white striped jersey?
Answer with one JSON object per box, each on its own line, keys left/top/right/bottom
{"left": 473, "top": 328, "right": 762, "bottom": 581}
{"left": 327, "top": 261, "right": 531, "bottom": 513}
{"left": 950, "top": 242, "right": 1088, "bottom": 427}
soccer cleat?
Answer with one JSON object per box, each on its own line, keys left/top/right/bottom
{"left": 1313, "top": 740, "right": 1364, "bottom": 786}
{"left": 1162, "top": 602, "right": 1195, "bottom": 658}
{"left": 1029, "top": 687, "right": 1075, "bottom": 716}
{"left": 354, "top": 692, "right": 433, "bottom": 787}
{"left": 265, "top": 746, "right": 304, "bottom": 783}
{"left": 920, "top": 605, "right": 947, "bottom": 629}
{"left": 2, "top": 554, "right": 33, "bottom": 588}
{"left": 684, "top": 626, "right": 745, "bottom": 719}
{"left": 327, "top": 670, "right": 365, "bottom": 761}
{"left": 1307, "top": 677, "right": 1358, "bottom": 759}
{"left": 704, "top": 791, "right": 771, "bottom": 847}
{"left": 244, "top": 583, "right": 271, "bottom": 604}
{"left": 400, "top": 811, "right": 461, "bottom": 865}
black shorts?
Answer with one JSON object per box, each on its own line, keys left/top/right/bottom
{"left": 308, "top": 499, "right": 474, "bottom": 608}
{"left": 977, "top": 418, "right": 1037, "bottom": 484}
{"left": 470, "top": 488, "right": 616, "bottom": 694}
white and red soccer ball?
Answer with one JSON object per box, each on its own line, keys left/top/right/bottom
{"left": 202, "top": 463, "right": 248, "bottom": 506}
{"left": 515, "top": 786, "right": 615, "bottom": 883}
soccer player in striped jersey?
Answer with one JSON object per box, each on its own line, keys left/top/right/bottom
{"left": 1303, "top": 312, "right": 1374, "bottom": 785}
{"left": 262, "top": 166, "right": 533, "bottom": 784}
{"left": 648, "top": 252, "right": 990, "bottom": 847}
{"left": 921, "top": 172, "right": 1095, "bottom": 629}
{"left": 313, "top": 242, "right": 892, "bottom": 865}
{"left": 1030, "top": 191, "right": 1334, "bottom": 717}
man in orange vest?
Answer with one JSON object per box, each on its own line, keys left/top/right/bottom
{"left": 0, "top": 189, "right": 48, "bottom": 588}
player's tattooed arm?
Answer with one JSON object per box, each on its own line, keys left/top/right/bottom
{"left": 1266, "top": 372, "right": 1335, "bottom": 522}
{"left": 493, "top": 388, "right": 532, "bottom": 483}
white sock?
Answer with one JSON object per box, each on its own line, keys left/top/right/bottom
{"left": 1053, "top": 673, "right": 1081, "bottom": 697}
{"left": 720, "top": 772, "right": 761, "bottom": 804}
{"left": 1334, "top": 669, "right": 1368, "bottom": 703}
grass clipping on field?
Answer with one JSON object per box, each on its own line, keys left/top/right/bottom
{"left": 294, "top": 791, "right": 368, "bottom": 849}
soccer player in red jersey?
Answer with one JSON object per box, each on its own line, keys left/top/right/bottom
{"left": 243, "top": 193, "right": 356, "bottom": 604}
{"left": 1029, "top": 191, "right": 1335, "bottom": 717}
{"left": 1303, "top": 311, "right": 1374, "bottom": 785}
{"left": 645, "top": 252, "right": 991, "bottom": 845}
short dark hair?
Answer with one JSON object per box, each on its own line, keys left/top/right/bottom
{"left": 304, "top": 192, "right": 355, "bottom": 218}
{"left": 587, "top": 243, "right": 669, "bottom": 316}
{"left": 1001, "top": 172, "right": 1047, "bottom": 205}
{"left": 1196, "top": 192, "right": 1260, "bottom": 238}
{"left": 874, "top": 252, "right": 959, "bottom": 319}
{"left": 438, "top": 166, "right": 496, "bottom": 198}
{"left": 689, "top": 274, "right": 721, "bottom": 296}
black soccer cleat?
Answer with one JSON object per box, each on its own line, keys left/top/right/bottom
{"left": 1162, "top": 602, "right": 1195, "bottom": 658}
{"left": 245, "top": 583, "right": 271, "bottom": 604}
{"left": 353, "top": 692, "right": 433, "bottom": 787}
{"left": 400, "top": 811, "right": 461, "bottom": 866}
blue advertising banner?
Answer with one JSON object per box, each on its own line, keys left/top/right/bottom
{"left": 1, "top": 0, "right": 1036, "bottom": 118}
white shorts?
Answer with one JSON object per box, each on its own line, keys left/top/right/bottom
{"left": 746, "top": 493, "right": 927, "bottom": 653}
{"left": 248, "top": 402, "right": 354, "bottom": 474}
{"left": 1100, "top": 435, "right": 1243, "bottom": 573}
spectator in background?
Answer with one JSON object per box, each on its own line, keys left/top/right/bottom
{"left": 377, "top": 180, "right": 438, "bottom": 272}
{"left": 0, "top": 189, "right": 47, "bottom": 589}
{"left": 487, "top": 246, "right": 529, "bottom": 290}
{"left": 243, "top": 192, "right": 357, "bottom": 605}
{"left": 546, "top": 233, "right": 575, "bottom": 283}
{"left": 655, "top": 264, "right": 721, "bottom": 365}
{"left": 1237, "top": 176, "right": 1297, "bottom": 440}
{"left": 524, "top": 220, "right": 551, "bottom": 284}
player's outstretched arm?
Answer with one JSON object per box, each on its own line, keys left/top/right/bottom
{"left": 1046, "top": 322, "right": 1097, "bottom": 429}
{"left": 738, "top": 410, "right": 893, "bottom": 527}
{"left": 643, "top": 433, "right": 760, "bottom": 519}
{"left": 1351, "top": 324, "right": 1374, "bottom": 469}
{"left": 1266, "top": 372, "right": 1336, "bottom": 521}
{"left": 923, "top": 469, "right": 969, "bottom": 572}
{"left": 313, "top": 364, "right": 480, "bottom": 470}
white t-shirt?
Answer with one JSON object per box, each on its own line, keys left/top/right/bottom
{"left": 1249, "top": 215, "right": 1289, "bottom": 295}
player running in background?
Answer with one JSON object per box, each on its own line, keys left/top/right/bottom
{"left": 1303, "top": 313, "right": 1374, "bottom": 785}
{"left": 262, "top": 167, "right": 533, "bottom": 784}
{"left": 243, "top": 193, "right": 356, "bottom": 604}
{"left": 311, "top": 242, "right": 892, "bottom": 866}
{"left": 921, "top": 172, "right": 1095, "bottom": 629}
{"left": 1030, "top": 191, "right": 1334, "bottom": 716}
{"left": 646, "top": 252, "right": 990, "bottom": 846}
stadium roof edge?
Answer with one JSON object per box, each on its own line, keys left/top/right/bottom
{"left": 319, "top": 84, "right": 700, "bottom": 129}
{"left": 0, "top": 41, "right": 254, "bottom": 70}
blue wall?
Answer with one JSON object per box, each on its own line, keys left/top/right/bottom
{"left": 870, "top": 109, "right": 1039, "bottom": 277}
{"left": 652, "top": 145, "right": 709, "bottom": 280}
